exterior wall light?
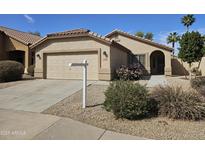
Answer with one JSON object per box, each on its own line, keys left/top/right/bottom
{"left": 37, "top": 54, "right": 41, "bottom": 59}
{"left": 103, "top": 51, "right": 108, "bottom": 57}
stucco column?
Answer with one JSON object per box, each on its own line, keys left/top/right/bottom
{"left": 24, "top": 49, "right": 29, "bottom": 74}
{"left": 164, "top": 51, "right": 172, "bottom": 76}
{"left": 146, "top": 53, "right": 151, "bottom": 74}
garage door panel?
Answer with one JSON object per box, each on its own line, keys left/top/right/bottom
{"left": 46, "top": 52, "right": 98, "bottom": 80}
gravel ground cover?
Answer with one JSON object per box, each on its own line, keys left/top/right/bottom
{"left": 43, "top": 84, "right": 205, "bottom": 140}
{"left": 166, "top": 76, "right": 191, "bottom": 90}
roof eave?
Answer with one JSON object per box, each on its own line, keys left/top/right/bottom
{"left": 30, "top": 33, "right": 112, "bottom": 49}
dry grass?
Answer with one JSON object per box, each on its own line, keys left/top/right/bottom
{"left": 166, "top": 76, "right": 191, "bottom": 90}
{"left": 43, "top": 84, "right": 205, "bottom": 140}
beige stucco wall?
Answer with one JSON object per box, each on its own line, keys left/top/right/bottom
{"left": 34, "top": 36, "right": 113, "bottom": 80}
{"left": 5, "top": 37, "right": 28, "bottom": 52}
{"left": 172, "top": 56, "right": 205, "bottom": 76}
{"left": 110, "top": 45, "right": 128, "bottom": 76}
{"left": 109, "top": 34, "right": 172, "bottom": 75}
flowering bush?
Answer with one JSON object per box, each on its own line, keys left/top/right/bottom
{"left": 116, "top": 63, "right": 144, "bottom": 80}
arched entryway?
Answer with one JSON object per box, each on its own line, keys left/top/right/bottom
{"left": 8, "top": 50, "right": 25, "bottom": 66}
{"left": 150, "top": 50, "right": 165, "bottom": 75}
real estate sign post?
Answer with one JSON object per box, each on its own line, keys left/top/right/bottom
{"left": 68, "top": 60, "right": 88, "bottom": 108}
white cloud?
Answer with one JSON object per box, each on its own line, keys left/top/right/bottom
{"left": 23, "top": 14, "right": 35, "bottom": 23}
{"left": 155, "top": 30, "right": 182, "bottom": 45}
{"left": 196, "top": 27, "right": 205, "bottom": 34}
{"left": 155, "top": 30, "right": 183, "bottom": 55}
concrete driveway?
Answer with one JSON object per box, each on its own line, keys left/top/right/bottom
{"left": 0, "top": 79, "right": 93, "bottom": 112}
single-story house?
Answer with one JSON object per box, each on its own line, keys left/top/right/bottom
{"left": 0, "top": 26, "right": 41, "bottom": 72}
{"left": 30, "top": 29, "right": 130, "bottom": 80}
{"left": 30, "top": 28, "right": 173, "bottom": 80}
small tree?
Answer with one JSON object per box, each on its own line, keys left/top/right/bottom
{"left": 178, "top": 31, "right": 204, "bottom": 80}
{"left": 135, "top": 31, "right": 144, "bottom": 38}
{"left": 144, "top": 32, "right": 153, "bottom": 41}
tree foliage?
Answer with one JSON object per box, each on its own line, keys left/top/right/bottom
{"left": 135, "top": 31, "right": 154, "bottom": 40}
{"left": 167, "top": 32, "right": 180, "bottom": 48}
{"left": 167, "top": 32, "right": 180, "bottom": 55}
{"left": 144, "top": 32, "right": 153, "bottom": 41}
{"left": 135, "top": 31, "right": 144, "bottom": 38}
{"left": 178, "top": 31, "right": 204, "bottom": 64}
{"left": 181, "top": 14, "right": 196, "bottom": 31}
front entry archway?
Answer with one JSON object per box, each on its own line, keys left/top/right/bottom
{"left": 150, "top": 50, "right": 165, "bottom": 75}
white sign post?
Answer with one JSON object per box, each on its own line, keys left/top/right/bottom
{"left": 68, "top": 59, "right": 88, "bottom": 109}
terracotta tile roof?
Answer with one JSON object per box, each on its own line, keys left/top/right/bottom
{"left": 105, "top": 29, "right": 173, "bottom": 51}
{"left": 47, "top": 28, "right": 90, "bottom": 37}
{"left": 31, "top": 28, "right": 113, "bottom": 49}
{"left": 0, "top": 26, "right": 41, "bottom": 45}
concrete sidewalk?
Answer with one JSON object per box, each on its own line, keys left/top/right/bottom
{"left": 0, "top": 109, "right": 146, "bottom": 140}
{"left": 147, "top": 75, "right": 168, "bottom": 87}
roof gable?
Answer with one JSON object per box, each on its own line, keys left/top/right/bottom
{"left": 105, "top": 29, "right": 173, "bottom": 51}
{"left": 30, "top": 28, "right": 113, "bottom": 49}
{"left": 0, "top": 26, "right": 41, "bottom": 45}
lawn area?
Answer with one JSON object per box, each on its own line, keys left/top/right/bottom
{"left": 43, "top": 80, "right": 205, "bottom": 140}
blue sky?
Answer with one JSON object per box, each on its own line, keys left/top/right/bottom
{"left": 1, "top": 14, "right": 205, "bottom": 47}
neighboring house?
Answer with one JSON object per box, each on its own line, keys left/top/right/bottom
{"left": 0, "top": 26, "right": 41, "bottom": 72}
{"left": 30, "top": 28, "right": 173, "bottom": 80}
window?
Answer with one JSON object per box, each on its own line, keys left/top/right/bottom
{"left": 133, "top": 54, "right": 145, "bottom": 66}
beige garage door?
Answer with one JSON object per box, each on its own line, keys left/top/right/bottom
{"left": 46, "top": 52, "right": 98, "bottom": 80}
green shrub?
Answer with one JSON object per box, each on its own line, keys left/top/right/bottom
{"left": 104, "top": 81, "right": 155, "bottom": 120}
{"left": 27, "top": 65, "right": 35, "bottom": 76}
{"left": 115, "top": 63, "right": 144, "bottom": 81}
{"left": 0, "top": 60, "right": 24, "bottom": 82}
{"left": 151, "top": 85, "right": 205, "bottom": 120}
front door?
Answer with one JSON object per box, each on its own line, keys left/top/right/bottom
{"left": 150, "top": 51, "right": 165, "bottom": 75}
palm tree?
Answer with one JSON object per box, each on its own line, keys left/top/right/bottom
{"left": 181, "top": 14, "right": 196, "bottom": 31}
{"left": 167, "top": 32, "right": 180, "bottom": 55}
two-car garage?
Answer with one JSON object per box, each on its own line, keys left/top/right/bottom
{"left": 45, "top": 51, "right": 99, "bottom": 80}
